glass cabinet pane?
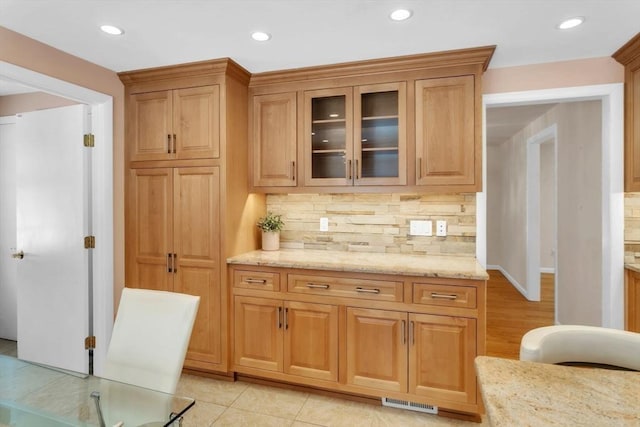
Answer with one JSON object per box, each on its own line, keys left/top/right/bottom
{"left": 311, "top": 95, "right": 347, "bottom": 179}
{"left": 359, "top": 91, "right": 399, "bottom": 179}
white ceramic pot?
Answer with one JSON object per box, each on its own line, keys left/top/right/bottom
{"left": 261, "top": 231, "right": 280, "bottom": 251}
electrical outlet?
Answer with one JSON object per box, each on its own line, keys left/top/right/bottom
{"left": 436, "top": 220, "right": 447, "bottom": 237}
{"left": 409, "top": 220, "right": 432, "bottom": 236}
{"left": 320, "top": 217, "right": 329, "bottom": 232}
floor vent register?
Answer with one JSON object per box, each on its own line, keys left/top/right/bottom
{"left": 381, "top": 398, "right": 438, "bottom": 414}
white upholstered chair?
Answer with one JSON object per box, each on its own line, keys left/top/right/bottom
{"left": 519, "top": 325, "right": 640, "bottom": 371}
{"left": 95, "top": 288, "right": 200, "bottom": 426}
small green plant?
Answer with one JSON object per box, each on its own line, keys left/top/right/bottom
{"left": 257, "top": 211, "right": 284, "bottom": 232}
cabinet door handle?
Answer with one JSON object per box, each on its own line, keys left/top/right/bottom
{"left": 355, "top": 159, "right": 360, "bottom": 180}
{"left": 277, "top": 306, "right": 282, "bottom": 329}
{"left": 167, "top": 135, "right": 172, "bottom": 154}
{"left": 401, "top": 320, "right": 406, "bottom": 345}
{"left": 306, "top": 283, "right": 330, "bottom": 289}
{"left": 347, "top": 159, "right": 352, "bottom": 180}
{"left": 418, "top": 157, "right": 422, "bottom": 179}
{"left": 245, "top": 278, "right": 267, "bottom": 284}
{"left": 410, "top": 321, "right": 415, "bottom": 345}
{"left": 172, "top": 134, "right": 177, "bottom": 153}
{"left": 284, "top": 307, "right": 289, "bottom": 330}
{"left": 292, "top": 161, "right": 296, "bottom": 181}
{"left": 167, "top": 253, "right": 172, "bottom": 273}
{"left": 431, "top": 292, "right": 458, "bottom": 300}
{"left": 172, "top": 253, "right": 177, "bottom": 273}
{"left": 356, "top": 287, "right": 380, "bottom": 294}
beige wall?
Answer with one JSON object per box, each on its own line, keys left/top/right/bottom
{"left": 0, "top": 26, "right": 125, "bottom": 307}
{"left": 0, "top": 92, "right": 78, "bottom": 116}
{"left": 487, "top": 101, "right": 602, "bottom": 325}
{"left": 483, "top": 57, "right": 624, "bottom": 94}
{"left": 267, "top": 193, "right": 476, "bottom": 256}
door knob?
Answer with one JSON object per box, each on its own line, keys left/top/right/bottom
{"left": 12, "top": 250, "right": 24, "bottom": 259}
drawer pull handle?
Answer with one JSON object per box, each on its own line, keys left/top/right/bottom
{"left": 431, "top": 292, "right": 458, "bottom": 300}
{"left": 306, "top": 283, "right": 330, "bottom": 289}
{"left": 356, "top": 287, "right": 380, "bottom": 294}
{"left": 245, "top": 278, "right": 267, "bottom": 284}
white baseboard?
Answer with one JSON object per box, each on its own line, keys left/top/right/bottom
{"left": 540, "top": 267, "right": 556, "bottom": 274}
{"left": 487, "top": 264, "right": 530, "bottom": 299}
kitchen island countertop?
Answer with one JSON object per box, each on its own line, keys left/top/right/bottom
{"left": 227, "top": 249, "right": 488, "bottom": 280}
{"left": 475, "top": 356, "right": 640, "bottom": 426}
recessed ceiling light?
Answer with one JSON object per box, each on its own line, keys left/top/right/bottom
{"left": 100, "top": 25, "right": 124, "bottom": 36}
{"left": 251, "top": 31, "right": 271, "bottom": 42}
{"left": 390, "top": 9, "right": 412, "bottom": 21}
{"left": 557, "top": 17, "right": 584, "bottom": 30}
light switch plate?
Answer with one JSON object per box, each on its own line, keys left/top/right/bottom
{"left": 436, "top": 220, "right": 447, "bottom": 237}
{"left": 320, "top": 217, "right": 329, "bottom": 232}
{"left": 410, "top": 220, "right": 432, "bottom": 236}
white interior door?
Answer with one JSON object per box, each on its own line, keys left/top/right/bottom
{"left": 15, "top": 104, "right": 90, "bottom": 373}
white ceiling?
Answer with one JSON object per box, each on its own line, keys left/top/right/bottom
{"left": 0, "top": 0, "right": 638, "bottom": 74}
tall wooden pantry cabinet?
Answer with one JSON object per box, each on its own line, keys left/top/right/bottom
{"left": 119, "top": 59, "right": 263, "bottom": 374}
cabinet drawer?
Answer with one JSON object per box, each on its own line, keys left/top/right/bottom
{"left": 288, "top": 274, "right": 403, "bottom": 302}
{"left": 234, "top": 270, "right": 280, "bottom": 291}
{"left": 413, "top": 283, "right": 476, "bottom": 309}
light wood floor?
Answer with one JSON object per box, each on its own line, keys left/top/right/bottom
{"left": 486, "top": 269, "right": 555, "bottom": 359}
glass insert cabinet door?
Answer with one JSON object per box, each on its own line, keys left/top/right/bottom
{"left": 304, "top": 83, "right": 406, "bottom": 186}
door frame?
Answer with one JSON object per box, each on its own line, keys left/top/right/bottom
{"left": 526, "top": 124, "right": 557, "bottom": 303}
{"left": 478, "top": 83, "right": 624, "bottom": 329}
{"left": 0, "top": 61, "right": 114, "bottom": 373}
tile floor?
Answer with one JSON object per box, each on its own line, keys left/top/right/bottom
{"left": 0, "top": 339, "right": 486, "bottom": 426}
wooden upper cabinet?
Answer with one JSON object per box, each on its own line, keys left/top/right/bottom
{"left": 613, "top": 32, "right": 640, "bottom": 192}
{"left": 303, "top": 83, "right": 406, "bottom": 187}
{"left": 304, "top": 87, "right": 354, "bottom": 186}
{"left": 129, "top": 85, "right": 220, "bottom": 161}
{"left": 173, "top": 86, "right": 220, "bottom": 160}
{"left": 415, "top": 75, "right": 476, "bottom": 188}
{"left": 251, "top": 92, "right": 297, "bottom": 187}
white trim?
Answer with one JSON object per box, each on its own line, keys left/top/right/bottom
{"left": 486, "top": 265, "right": 528, "bottom": 298}
{"left": 540, "top": 268, "right": 556, "bottom": 274}
{"left": 526, "top": 124, "right": 557, "bottom": 302}
{"left": 0, "top": 61, "right": 114, "bottom": 373}
{"left": 481, "top": 83, "right": 625, "bottom": 329}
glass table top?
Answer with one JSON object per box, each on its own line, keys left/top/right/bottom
{"left": 0, "top": 355, "right": 194, "bottom": 427}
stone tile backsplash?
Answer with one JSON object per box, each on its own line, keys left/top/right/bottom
{"left": 266, "top": 193, "right": 476, "bottom": 256}
{"left": 625, "top": 193, "right": 640, "bottom": 262}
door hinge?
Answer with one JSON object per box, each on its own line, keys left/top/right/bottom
{"left": 85, "top": 335, "right": 96, "bottom": 350}
{"left": 83, "top": 133, "right": 95, "bottom": 147}
{"left": 84, "top": 235, "right": 96, "bottom": 249}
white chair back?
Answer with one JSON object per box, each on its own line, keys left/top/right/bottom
{"left": 103, "top": 288, "right": 200, "bottom": 394}
{"left": 520, "top": 325, "right": 640, "bottom": 371}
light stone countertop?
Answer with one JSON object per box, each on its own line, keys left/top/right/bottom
{"left": 475, "top": 356, "right": 640, "bottom": 427}
{"left": 227, "top": 249, "right": 488, "bottom": 280}
{"left": 625, "top": 263, "right": 640, "bottom": 274}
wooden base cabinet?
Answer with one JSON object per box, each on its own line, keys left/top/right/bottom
{"left": 625, "top": 268, "right": 640, "bottom": 332}
{"left": 230, "top": 265, "right": 486, "bottom": 417}
{"left": 234, "top": 296, "right": 339, "bottom": 381}
{"left": 346, "top": 309, "right": 477, "bottom": 405}
{"left": 127, "top": 166, "right": 222, "bottom": 366}
{"left": 409, "top": 314, "right": 477, "bottom": 404}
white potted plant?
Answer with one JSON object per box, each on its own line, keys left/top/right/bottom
{"left": 257, "top": 211, "right": 284, "bottom": 251}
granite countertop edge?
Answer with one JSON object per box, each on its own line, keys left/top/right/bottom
{"left": 625, "top": 262, "right": 640, "bottom": 273}
{"left": 227, "top": 249, "right": 489, "bottom": 280}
